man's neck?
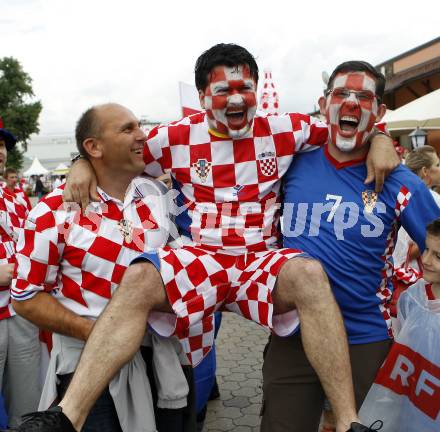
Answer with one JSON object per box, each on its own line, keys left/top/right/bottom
{"left": 95, "top": 167, "right": 137, "bottom": 202}
{"left": 327, "top": 141, "right": 369, "bottom": 163}
{"left": 6, "top": 184, "right": 15, "bottom": 192}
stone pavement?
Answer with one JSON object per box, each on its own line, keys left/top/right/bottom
{"left": 203, "top": 313, "right": 269, "bottom": 432}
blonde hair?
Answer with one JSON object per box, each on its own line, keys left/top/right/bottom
{"left": 405, "top": 145, "right": 437, "bottom": 175}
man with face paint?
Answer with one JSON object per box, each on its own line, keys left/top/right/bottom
{"left": 18, "top": 46, "right": 399, "bottom": 432}
{"left": 261, "top": 61, "right": 440, "bottom": 432}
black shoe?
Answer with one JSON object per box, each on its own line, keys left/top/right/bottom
{"left": 348, "top": 421, "right": 383, "bottom": 431}
{"left": 17, "top": 407, "right": 76, "bottom": 432}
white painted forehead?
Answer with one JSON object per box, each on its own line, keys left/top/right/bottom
{"left": 224, "top": 65, "right": 245, "bottom": 80}
{"left": 331, "top": 72, "right": 377, "bottom": 93}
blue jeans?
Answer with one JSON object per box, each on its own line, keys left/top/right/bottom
{"left": 57, "top": 374, "right": 121, "bottom": 432}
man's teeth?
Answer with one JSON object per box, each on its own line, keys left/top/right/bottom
{"left": 340, "top": 116, "right": 358, "bottom": 124}
{"left": 132, "top": 148, "right": 143, "bottom": 154}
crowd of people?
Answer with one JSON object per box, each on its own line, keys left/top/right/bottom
{"left": 0, "top": 43, "right": 439, "bottom": 432}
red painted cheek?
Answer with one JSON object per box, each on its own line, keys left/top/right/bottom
{"left": 206, "top": 109, "right": 215, "bottom": 120}
{"left": 211, "top": 95, "right": 228, "bottom": 110}
{"left": 244, "top": 93, "right": 257, "bottom": 107}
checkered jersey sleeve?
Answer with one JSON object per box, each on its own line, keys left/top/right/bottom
{"left": 398, "top": 183, "right": 440, "bottom": 252}
{"left": 11, "top": 192, "right": 66, "bottom": 301}
{"left": 288, "top": 113, "right": 329, "bottom": 153}
{"left": 143, "top": 125, "right": 169, "bottom": 177}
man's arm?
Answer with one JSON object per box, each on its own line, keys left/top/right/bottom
{"left": 12, "top": 293, "right": 93, "bottom": 341}
{"left": 11, "top": 197, "right": 94, "bottom": 340}
{"left": 0, "top": 263, "right": 14, "bottom": 285}
{"left": 365, "top": 133, "right": 400, "bottom": 192}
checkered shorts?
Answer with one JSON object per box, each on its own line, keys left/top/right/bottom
{"left": 138, "top": 246, "right": 306, "bottom": 366}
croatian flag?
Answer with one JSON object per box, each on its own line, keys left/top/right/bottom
{"left": 179, "top": 81, "right": 201, "bottom": 117}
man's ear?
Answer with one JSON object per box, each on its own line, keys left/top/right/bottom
{"left": 82, "top": 138, "right": 102, "bottom": 159}
{"left": 198, "top": 90, "right": 206, "bottom": 109}
{"left": 375, "top": 103, "right": 387, "bottom": 123}
{"left": 318, "top": 96, "right": 327, "bottom": 116}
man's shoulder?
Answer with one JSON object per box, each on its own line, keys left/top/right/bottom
{"left": 32, "top": 187, "right": 65, "bottom": 213}
{"left": 386, "top": 163, "right": 426, "bottom": 193}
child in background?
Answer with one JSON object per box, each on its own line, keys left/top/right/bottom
{"left": 359, "top": 218, "right": 440, "bottom": 432}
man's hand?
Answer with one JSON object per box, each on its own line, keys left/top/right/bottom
{"left": 365, "top": 134, "right": 400, "bottom": 192}
{"left": 63, "top": 159, "right": 99, "bottom": 210}
{"left": 0, "top": 264, "right": 14, "bottom": 285}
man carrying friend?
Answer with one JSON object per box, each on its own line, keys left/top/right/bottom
{"left": 12, "top": 104, "right": 195, "bottom": 432}
{"left": 261, "top": 61, "right": 440, "bottom": 431}
{"left": 17, "top": 44, "right": 398, "bottom": 432}
{"left": 0, "top": 127, "right": 40, "bottom": 428}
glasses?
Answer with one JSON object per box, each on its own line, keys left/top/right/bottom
{"left": 326, "top": 88, "right": 377, "bottom": 102}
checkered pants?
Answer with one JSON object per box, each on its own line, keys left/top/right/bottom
{"left": 140, "top": 246, "right": 305, "bottom": 366}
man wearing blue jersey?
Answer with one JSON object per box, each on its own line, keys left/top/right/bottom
{"left": 261, "top": 61, "right": 440, "bottom": 432}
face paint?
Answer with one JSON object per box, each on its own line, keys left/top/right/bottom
{"left": 202, "top": 65, "right": 257, "bottom": 139}
{"left": 325, "top": 72, "right": 378, "bottom": 152}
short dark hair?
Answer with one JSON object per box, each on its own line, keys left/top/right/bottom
{"left": 75, "top": 107, "right": 101, "bottom": 157}
{"left": 194, "top": 43, "right": 259, "bottom": 91}
{"left": 3, "top": 167, "right": 17, "bottom": 178}
{"left": 427, "top": 218, "right": 440, "bottom": 238}
{"left": 326, "top": 61, "right": 386, "bottom": 103}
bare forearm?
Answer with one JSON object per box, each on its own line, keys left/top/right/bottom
{"left": 12, "top": 293, "right": 94, "bottom": 341}
{"left": 0, "top": 264, "right": 14, "bottom": 285}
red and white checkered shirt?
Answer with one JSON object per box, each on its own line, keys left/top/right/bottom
{"left": 11, "top": 178, "right": 173, "bottom": 318}
{"left": 0, "top": 185, "right": 32, "bottom": 320}
{"left": 144, "top": 111, "right": 328, "bottom": 254}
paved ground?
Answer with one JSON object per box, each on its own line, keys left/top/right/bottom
{"left": 203, "top": 313, "right": 269, "bottom": 432}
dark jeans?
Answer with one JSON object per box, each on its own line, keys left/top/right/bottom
{"left": 57, "top": 374, "right": 121, "bottom": 432}
{"left": 57, "top": 346, "right": 196, "bottom": 432}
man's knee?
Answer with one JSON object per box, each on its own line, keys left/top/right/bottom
{"left": 119, "top": 261, "right": 165, "bottom": 306}
{"left": 276, "top": 258, "right": 330, "bottom": 307}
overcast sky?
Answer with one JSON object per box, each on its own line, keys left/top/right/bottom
{"left": 1, "top": 0, "right": 438, "bottom": 136}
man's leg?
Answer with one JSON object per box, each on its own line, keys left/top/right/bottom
{"left": 59, "top": 262, "right": 169, "bottom": 431}
{"left": 4, "top": 315, "right": 40, "bottom": 428}
{"left": 272, "top": 257, "right": 358, "bottom": 432}
{"left": 261, "top": 333, "right": 325, "bottom": 432}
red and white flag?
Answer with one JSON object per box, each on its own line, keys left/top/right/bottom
{"left": 258, "top": 69, "right": 280, "bottom": 115}
{"left": 179, "top": 81, "right": 201, "bottom": 117}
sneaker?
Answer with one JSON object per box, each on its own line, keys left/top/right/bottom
{"left": 347, "top": 421, "right": 383, "bottom": 431}
{"left": 17, "top": 407, "right": 76, "bottom": 432}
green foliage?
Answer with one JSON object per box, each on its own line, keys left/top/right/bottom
{"left": 6, "top": 148, "right": 25, "bottom": 171}
{"left": 0, "top": 57, "right": 42, "bottom": 168}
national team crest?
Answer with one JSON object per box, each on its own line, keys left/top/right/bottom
{"left": 192, "top": 159, "right": 211, "bottom": 183}
{"left": 257, "top": 151, "right": 277, "bottom": 177}
{"left": 362, "top": 190, "right": 378, "bottom": 213}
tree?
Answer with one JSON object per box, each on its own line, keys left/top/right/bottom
{"left": 0, "top": 57, "right": 42, "bottom": 170}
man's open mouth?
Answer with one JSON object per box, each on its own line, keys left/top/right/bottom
{"left": 226, "top": 109, "right": 246, "bottom": 126}
{"left": 339, "top": 115, "right": 359, "bottom": 133}
{"left": 131, "top": 148, "right": 143, "bottom": 155}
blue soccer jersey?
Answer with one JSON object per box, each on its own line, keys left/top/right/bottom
{"left": 283, "top": 146, "right": 440, "bottom": 344}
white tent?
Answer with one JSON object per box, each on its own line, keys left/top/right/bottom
{"left": 23, "top": 157, "right": 49, "bottom": 176}
{"left": 52, "top": 162, "right": 69, "bottom": 175}
{"left": 383, "top": 88, "right": 440, "bottom": 131}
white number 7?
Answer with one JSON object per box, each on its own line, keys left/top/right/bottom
{"left": 325, "top": 194, "right": 342, "bottom": 222}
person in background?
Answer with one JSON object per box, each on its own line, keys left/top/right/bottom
{"left": 34, "top": 175, "right": 46, "bottom": 200}
{"left": 0, "top": 126, "right": 40, "bottom": 429}
{"left": 393, "top": 145, "right": 440, "bottom": 273}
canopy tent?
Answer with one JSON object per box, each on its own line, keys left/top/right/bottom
{"left": 52, "top": 162, "right": 69, "bottom": 175}
{"left": 23, "top": 157, "right": 49, "bottom": 176}
{"left": 382, "top": 88, "right": 440, "bottom": 131}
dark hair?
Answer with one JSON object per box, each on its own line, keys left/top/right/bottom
{"left": 75, "top": 107, "right": 101, "bottom": 158}
{"left": 3, "top": 167, "right": 17, "bottom": 178}
{"left": 326, "top": 61, "right": 386, "bottom": 103}
{"left": 194, "top": 43, "right": 259, "bottom": 91}
{"left": 427, "top": 218, "right": 440, "bottom": 237}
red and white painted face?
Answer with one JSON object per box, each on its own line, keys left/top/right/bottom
{"left": 325, "top": 71, "right": 378, "bottom": 152}
{"left": 200, "top": 65, "right": 257, "bottom": 139}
